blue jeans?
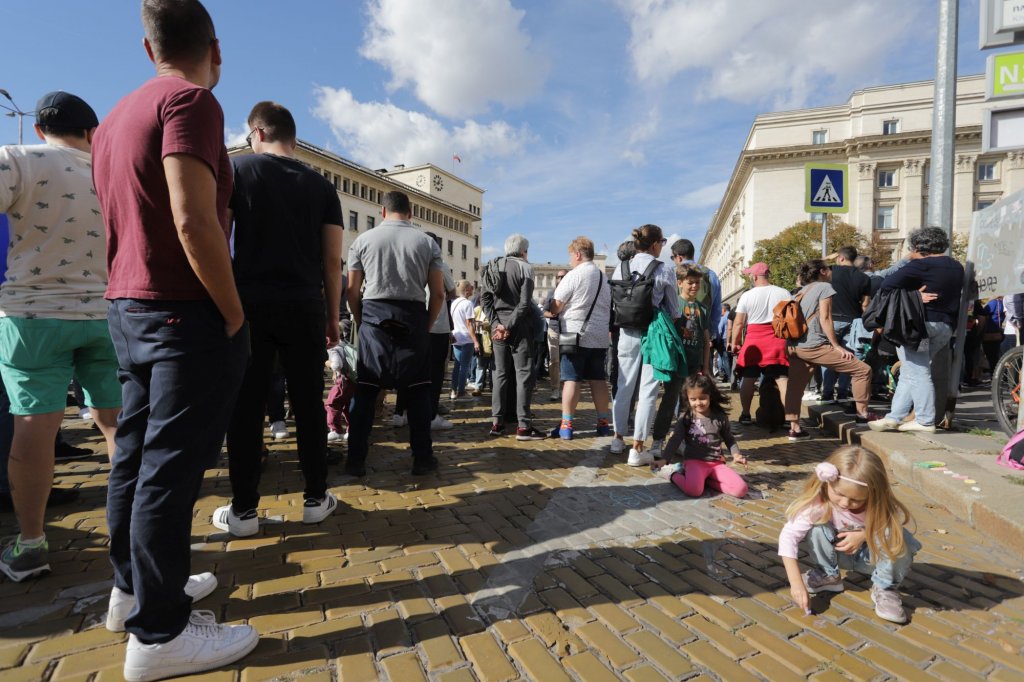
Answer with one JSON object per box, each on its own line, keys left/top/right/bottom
{"left": 806, "top": 523, "right": 920, "bottom": 590}
{"left": 106, "top": 299, "right": 248, "bottom": 643}
{"left": 886, "top": 321, "right": 952, "bottom": 427}
{"left": 715, "top": 339, "right": 732, "bottom": 380}
{"left": 451, "top": 343, "right": 474, "bottom": 395}
{"left": 821, "top": 321, "right": 853, "bottom": 399}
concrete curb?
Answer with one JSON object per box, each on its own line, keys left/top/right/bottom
{"left": 807, "top": 403, "right": 1024, "bottom": 562}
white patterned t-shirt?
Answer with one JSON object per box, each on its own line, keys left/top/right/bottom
{"left": 0, "top": 143, "right": 108, "bottom": 319}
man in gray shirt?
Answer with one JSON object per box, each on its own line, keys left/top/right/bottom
{"left": 346, "top": 191, "right": 444, "bottom": 476}
{"left": 480, "top": 234, "right": 546, "bottom": 440}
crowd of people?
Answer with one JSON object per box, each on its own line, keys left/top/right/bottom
{"left": 1, "top": 2, "right": 1023, "bottom": 680}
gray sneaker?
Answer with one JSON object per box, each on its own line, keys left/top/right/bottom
{"left": 802, "top": 568, "right": 844, "bottom": 594}
{"left": 0, "top": 536, "right": 50, "bottom": 582}
{"left": 871, "top": 585, "right": 907, "bottom": 623}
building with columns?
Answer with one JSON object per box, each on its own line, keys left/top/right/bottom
{"left": 532, "top": 255, "right": 612, "bottom": 305}
{"left": 228, "top": 141, "right": 484, "bottom": 283}
{"left": 700, "top": 74, "right": 1018, "bottom": 301}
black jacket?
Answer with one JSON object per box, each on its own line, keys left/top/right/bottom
{"left": 862, "top": 288, "right": 927, "bottom": 352}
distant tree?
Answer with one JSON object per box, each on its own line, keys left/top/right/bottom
{"left": 748, "top": 218, "right": 864, "bottom": 290}
{"left": 951, "top": 231, "right": 969, "bottom": 263}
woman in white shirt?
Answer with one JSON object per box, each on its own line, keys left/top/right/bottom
{"left": 449, "top": 281, "right": 477, "bottom": 399}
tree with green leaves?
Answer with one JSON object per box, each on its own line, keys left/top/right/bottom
{"left": 749, "top": 218, "right": 867, "bottom": 290}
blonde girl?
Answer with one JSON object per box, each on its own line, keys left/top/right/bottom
{"left": 778, "top": 446, "right": 919, "bottom": 624}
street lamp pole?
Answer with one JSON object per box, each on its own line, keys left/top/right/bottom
{"left": 0, "top": 88, "right": 29, "bottom": 145}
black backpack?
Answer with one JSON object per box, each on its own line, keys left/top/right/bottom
{"left": 609, "top": 259, "right": 661, "bottom": 330}
{"left": 755, "top": 377, "right": 786, "bottom": 432}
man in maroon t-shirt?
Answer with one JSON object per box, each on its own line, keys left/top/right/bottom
{"left": 90, "top": 1, "right": 256, "bottom": 679}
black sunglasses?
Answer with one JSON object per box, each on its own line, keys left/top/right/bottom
{"left": 245, "top": 127, "right": 263, "bottom": 148}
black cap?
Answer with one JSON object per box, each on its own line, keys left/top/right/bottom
{"left": 34, "top": 91, "right": 99, "bottom": 129}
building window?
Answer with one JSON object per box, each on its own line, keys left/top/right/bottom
{"left": 461, "top": 271, "right": 467, "bottom": 279}
{"left": 352, "top": 181, "right": 359, "bottom": 196}
{"left": 977, "top": 162, "right": 997, "bottom": 181}
{"left": 343, "top": 178, "right": 350, "bottom": 193}
{"left": 447, "top": 240, "right": 454, "bottom": 256}
{"left": 349, "top": 211, "right": 358, "bottom": 231}
{"left": 461, "top": 244, "right": 467, "bottom": 260}
{"left": 875, "top": 205, "right": 895, "bottom": 231}
{"left": 877, "top": 170, "right": 896, "bottom": 188}
{"left": 923, "top": 164, "right": 930, "bottom": 186}
{"left": 977, "top": 199, "right": 996, "bottom": 211}
{"left": 474, "top": 257, "right": 479, "bottom": 271}
{"left": 882, "top": 119, "right": 900, "bottom": 135}
{"left": 360, "top": 186, "right": 367, "bottom": 200}
{"left": 811, "top": 130, "right": 828, "bottom": 145}
{"left": 367, "top": 215, "right": 375, "bottom": 230}
{"left": 331, "top": 174, "right": 340, "bottom": 190}
{"left": 474, "top": 235, "right": 479, "bottom": 247}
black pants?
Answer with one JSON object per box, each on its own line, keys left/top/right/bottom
{"left": 396, "top": 332, "right": 449, "bottom": 419}
{"left": 106, "top": 299, "right": 248, "bottom": 643}
{"left": 349, "top": 300, "right": 433, "bottom": 467}
{"left": 226, "top": 302, "right": 328, "bottom": 512}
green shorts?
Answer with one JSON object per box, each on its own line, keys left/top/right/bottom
{"left": 0, "top": 317, "right": 122, "bottom": 415}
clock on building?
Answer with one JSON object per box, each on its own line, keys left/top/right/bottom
{"left": 432, "top": 173, "right": 444, "bottom": 191}
{"left": 415, "top": 174, "right": 426, "bottom": 188}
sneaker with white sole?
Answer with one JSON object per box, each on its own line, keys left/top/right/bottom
{"left": 302, "top": 491, "right": 338, "bottom": 524}
{"left": 870, "top": 584, "right": 907, "bottom": 623}
{"left": 107, "top": 573, "right": 218, "bottom": 632}
{"left": 802, "top": 568, "right": 844, "bottom": 594}
{"left": 609, "top": 437, "right": 625, "bottom": 455}
{"left": 269, "top": 420, "right": 288, "bottom": 439}
{"left": 390, "top": 413, "right": 408, "bottom": 427}
{"left": 627, "top": 448, "right": 654, "bottom": 467}
{"left": 897, "top": 421, "right": 936, "bottom": 433}
{"left": 122, "top": 609, "right": 258, "bottom": 682}
{"left": 430, "top": 415, "right": 454, "bottom": 430}
{"left": 211, "top": 505, "right": 259, "bottom": 537}
{"left": 327, "top": 430, "right": 343, "bottom": 442}
{"left": 868, "top": 417, "right": 900, "bottom": 432}
{"left": 0, "top": 536, "right": 49, "bottom": 582}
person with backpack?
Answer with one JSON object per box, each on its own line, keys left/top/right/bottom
{"left": 730, "top": 263, "right": 791, "bottom": 425}
{"left": 670, "top": 239, "right": 721, "bottom": 346}
{"left": 782, "top": 260, "right": 875, "bottom": 441}
{"left": 609, "top": 224, "right": 680, "bottom": 466}
{"left": 480, "top": 234, "right": 547, "bottom": 441}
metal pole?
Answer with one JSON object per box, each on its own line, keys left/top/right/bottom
{"left": 821, "top": 213, "right": 828, "bottom": 259}
{"left": 16, "top": 113, "right": 21, "bottom": 146}
{"left": 928, "top": 0, "right": 957, "bottom": 236}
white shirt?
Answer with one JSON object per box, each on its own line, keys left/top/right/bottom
{"left": 554, "top": 260, "right": 611, "bottom": 349}
{"left": 0, "top": 143, "right": 109, "bottom": 319}
{"left": 735, "top": 284, "right": 791, "bottom": 325}
{"left": 427, "top": 264, "right": 456, "bottom": 334}
{"left": 450, "top": 296, "right": 475, "bottom": 345}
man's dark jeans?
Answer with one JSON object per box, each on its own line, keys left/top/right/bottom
{"left": 106, "top": 299, "right": 248, "bottom": 644}
{"left": 396, "top": 332, "right": 450, "bottom": 419}
{"left": 226, "top": 301, "right": 328, "bottom": 512}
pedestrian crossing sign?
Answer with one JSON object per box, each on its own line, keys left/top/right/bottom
{"left": 805, "top": 163, "right": 848, "bottom": 213}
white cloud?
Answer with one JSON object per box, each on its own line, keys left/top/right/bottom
{"left": 677, "top": 181, "right": 728, "bottom": 209}
{"left": 361, "top": 0, "right": 548, "bottom": 118}
{"left": 225, "top": 121, "right": 250, "bottom": 147}
{"left": 482, "top": 245, "right": 501, "bottom": 257}
{"left": 312, "top": 86, "right": 530, "bottom": 169}
{"left": 622, "top": 109, "right": 660, "bottom": 166}
{"left": 619, "top": 0, "right": 921, "bottom": 108}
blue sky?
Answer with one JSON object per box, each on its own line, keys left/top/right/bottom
{"left": 0, "top": 0, "right": 992, "bottom": 265}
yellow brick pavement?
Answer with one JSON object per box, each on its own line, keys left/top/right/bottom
{"left": 2, "top": 387, "right": 1024, "bottom": 681}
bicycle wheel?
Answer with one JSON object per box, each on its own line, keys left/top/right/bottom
{"left": 992, "top": 346, "right": 1023, "bottom": 436}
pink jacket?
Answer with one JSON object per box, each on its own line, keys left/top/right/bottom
{"left": 778, "top": 503, "right": 866, "bottom": 559}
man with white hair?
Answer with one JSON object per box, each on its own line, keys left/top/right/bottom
{"left": 480, "top": 233, "right": 546, "bottom": 440}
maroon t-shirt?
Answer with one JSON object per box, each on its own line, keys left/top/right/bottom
{"left": 92, "top": 76, "right": 232, "bottom": 300}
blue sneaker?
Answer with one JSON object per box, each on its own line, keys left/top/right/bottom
{"left": 595, "top": 419, "right": 612, "bottom": 437}
{"left": 558, "top": 419, "right": 574, "bottom": 440}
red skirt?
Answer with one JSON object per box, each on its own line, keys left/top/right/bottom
{"left": 737, "top": 323, "right": 789, "bottom": 367}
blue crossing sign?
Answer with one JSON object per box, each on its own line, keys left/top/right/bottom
{"left": 805, "top": 163, "right": 848, "bottom": 213}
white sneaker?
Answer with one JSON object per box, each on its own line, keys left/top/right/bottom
{"left": 211, "top": 505, "right": 259, "bottom": 537}
{"left": 802, "top": 390, "right": 821, "bottom": 401}
{"left": 430, "top": 415, "right": 454, "bottom": 430}
{"left": 123, "top": 610, "right": 258, "bottom": 682}
{"left": 627, "top": 448, "right": 654, "bottom": 467}
{"left": 868, "top": 417, "right": 900, "bottom": 432}
{"left": 609, "top": 437, "right": 626, "bottom": 455}
{"left": 269, "top": 420, "right": 288, "bottom": 439}
{"left": 897, "top": 421, "right": 936, "bottom": 433}
{"left": 327, "top": 430, "right": 343, "bottom": 442}
{"left": 302, "top": 491, "right": 338, "bottom": 524}
{"left": 107, "top": 573, "right": 218, "bottom": 632}
{"left": 391, "top": 413, "right": 408, "bottom": 427}
{"left": 79, "top": 408, "right": 92, "bottom": 420}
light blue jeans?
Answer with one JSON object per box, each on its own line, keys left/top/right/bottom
{"left": 885, "top": 321, "right": 952, "bottom": 427}
{"left": 612, "top": 329, "right": 660, "bottom": 442}
{"left": 806, "top": 523, "right": 920, "bottom": 590}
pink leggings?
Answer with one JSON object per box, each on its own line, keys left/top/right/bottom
{"left": 670, "top": 460, "right": 748, "bottom": 499}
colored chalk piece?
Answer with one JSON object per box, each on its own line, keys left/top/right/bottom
{"left": 943, "top": 470, "right": 956, "bottom": 475}
{"left": 971, "top": 486, "right": 981, "bottom": 491}
{"left": 963, "top": 479, "right": 976, "bottom": 484}
{"left": 953, "top": 475, "right": 968, "bottom": 480}
{"left": 915, "top": 461, "right": 946, "bottom": 468}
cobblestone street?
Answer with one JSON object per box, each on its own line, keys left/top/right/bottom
{"left": 2, "top": 391, "right": 1024, "bottom": 681}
